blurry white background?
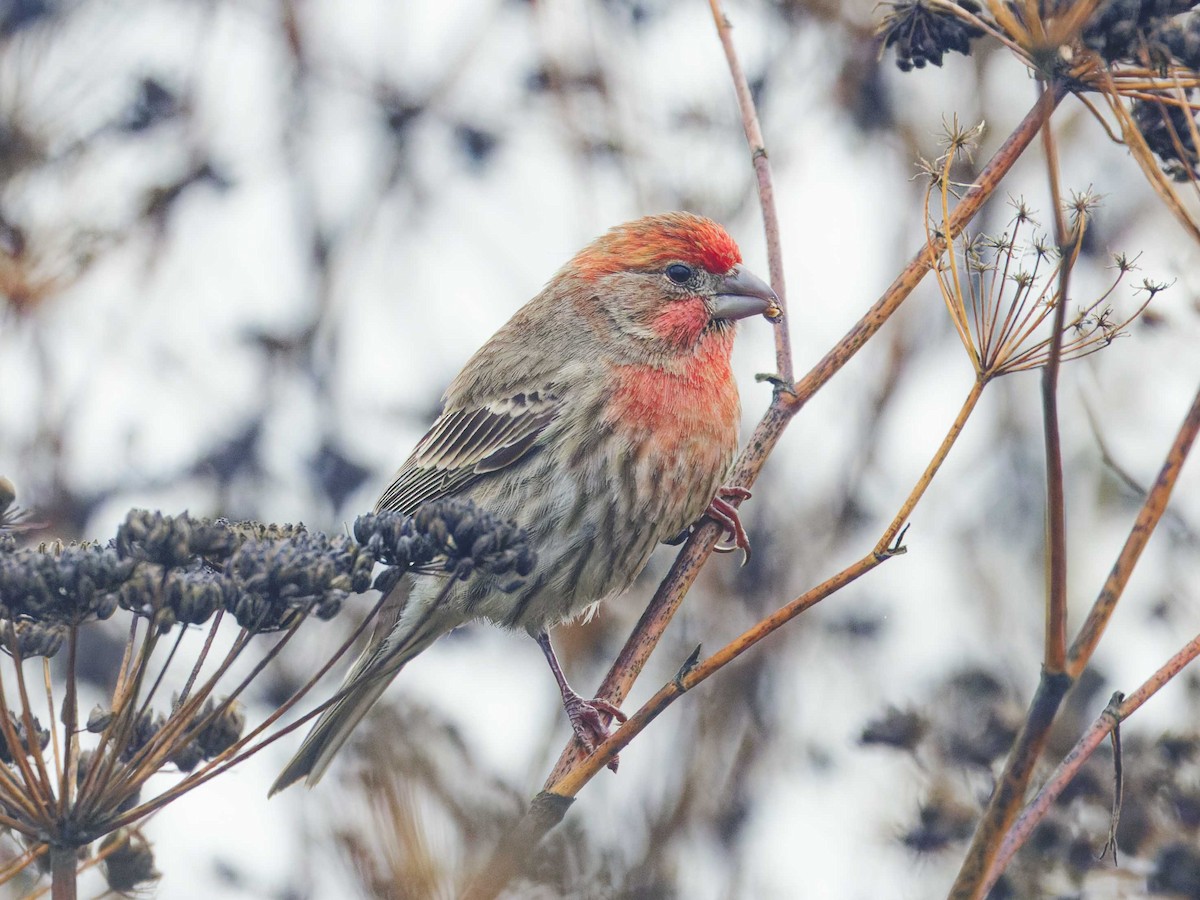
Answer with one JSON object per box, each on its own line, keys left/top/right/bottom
{"left": 2, "top": 0, "right": 1200, "bottom": 896}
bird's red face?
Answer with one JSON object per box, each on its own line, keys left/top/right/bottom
{"left": 568, "top": 213, "right": 781, "bottom": 360}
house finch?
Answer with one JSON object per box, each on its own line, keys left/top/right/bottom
{"left": 271, "top": 212, "right": 780, "bottom": 794}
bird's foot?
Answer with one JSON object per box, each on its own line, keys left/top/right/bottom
{"left": 706, "top": 486, "right": 752, "bottom": 564}
{"left": 562, "top": 690, "right": 627, "bottom": 771}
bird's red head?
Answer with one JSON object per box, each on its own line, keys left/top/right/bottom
{"left": 572, "top": 212, "right": 743, "bottom": 280}
{"left": 551, "top": 212, "right": 779, "bottom": 362}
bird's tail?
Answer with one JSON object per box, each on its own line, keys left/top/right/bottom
{"left": 269, "top": 602, "right": 451, "bottom": 796}
{"left": 269, "top": 662, "right": 395, "bottom": 795}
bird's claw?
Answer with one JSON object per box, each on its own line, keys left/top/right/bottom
{"left": 563, "top": 692, "right": 627, "bottom": 772}
{"left": 705, "top": 487, "right": 752, "bottom": 565}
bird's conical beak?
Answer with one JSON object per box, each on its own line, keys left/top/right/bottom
{"left": 710, "top": 264, "right": 783, "bottom": 323}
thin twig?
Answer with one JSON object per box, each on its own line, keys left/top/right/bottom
{"left": 7, "top": 631, "right": 55, "bottom": 807}
{"left": 43, "top": 658, "right": 60, "bottom": 814}
{"left": 553, "top": 548, "right": 900, "bottom": 792}
{"left": 57, "top": 625, "right": 77, "bottom": 818}
{"left": 876, "top": 379, "right": 986, "bottom": 552}
{"left": 985, "top": 626, "right": 1200, "bottom": 892}
{"left": 952, "top": 379, "right": 1200, "bottom": 898}
{"left": 177, "top": 609, "right": 225, "bottom": 706}
{"left": 102, "top": 590, "right": 395, "bottom": 831}
{"left": 1068, "top": 382, "right": 1200, "bottom": 674}
{"left": 1039, "top": 78, "right": 1071, "bottom": 675}
{"left": 708, "top": 0, "right": 792, "bottom": 383}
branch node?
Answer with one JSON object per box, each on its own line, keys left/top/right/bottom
{"left": 1104, "top": 690, "right": 1125, "bottom": 721}
{"left": 673, "top": 644, "right": 703, "bottom": 693}
{"left": 752, "top": 146, "right": 768, "bottom": 161}
{"left": 1098, "top": 691, "right": 1126, "bottom": 866}
{"left": 878, "top": 524, "right": 910, "bottom": 560}
{"left": 755, "top": 372, "right": 797, "bottom": 397}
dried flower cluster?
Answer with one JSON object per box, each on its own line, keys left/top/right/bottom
{"left": 878, "top": 0, "right": 1200, "bottom": 182}
{"left": 880, "top": 0, "right": 1200, "bottom": 71}
{"left": 878, "top": 0, "right": 986, "bottom": 71}
{"left": 0, "top": 487, "right": 533, "bottom": 895}
{"left": 1133, "top": 96, "right": 1200, "bottom": 178}
{"left": 925, "top": 194, "right": 1158, "bottom": 380}
{"left": 1082, "top": 0, "right": 1200, "bottom": 67}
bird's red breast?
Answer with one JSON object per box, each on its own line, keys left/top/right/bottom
{"left": 605, "top": 325, "right": 740, "bottom": 446}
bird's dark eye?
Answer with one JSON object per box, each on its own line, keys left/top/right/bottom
{"left": 665, "top": 263, "right": 693, "bottom": 285}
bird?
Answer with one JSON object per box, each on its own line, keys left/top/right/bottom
{"left": 270, "top": 212, "right": 781, "bottom": 794}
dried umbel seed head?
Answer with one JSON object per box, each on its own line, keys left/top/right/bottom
{"left": 353, "top": 510, "right": 439, "bottom": 570}
{"left": 120, "top": 710, "right": 166, "bottom": 762}
{"left": 115, "top": 510, "right": 239, "bottom": 568}
{"left": 0, "top": 544, "right": 133, "bottom": 625}
{"left": 878, "top": 0, "right": 985, "bottom": 72}
{"left": 223, "top": 531, "right": 373, "bottom": 632}
{"left": 100, "top": 829, "right": 159, "bottom": 893}
{"left": 222, "top": 519, "right": 309, "bottom": 543}
{"left": 1133, "top": 98, "right": 1200, "bottom": 181}
{"left": 195, "top": 698, "right": 245, "bottom": 758}
{"left": 163, "top": 566, "right": 237, "bottom": 626}
{"left": 1082, "top": 0, "right": 1199, "bottom": 65}
{"left": 0, "top": 618, "right": 68, "bottom": 658}
{"left": 353, "top": 502, "right": 536, "bottom": 594}
{"left": 1151, "top": 12, "right": 1200, "bottom": 70}
{"left": 409, "top": 499, "right": 537, "bottom": 587}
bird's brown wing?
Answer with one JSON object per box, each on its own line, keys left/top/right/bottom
{"left": 375, "top": 388, "right": 562, "bottom": 515}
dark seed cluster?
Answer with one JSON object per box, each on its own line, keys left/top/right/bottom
{"left": 0, "top": 619, "right": 68, "bottom": 658}
{"left": 414, "top": 499, "right": 536, "bottom": 584}
{"left": 877, "top": 0, "right": 1200, "bottom": 77}
{"left": 0, "top": 543, "right": 134, "bottom": 627}
{"left": 1133, "top": 96, "right": 1200, "bottom": 180}
{"left": 1151, "top": 11, "right": 1200, "bottom": 69}
{"left": 1082, "top": 0, "right": 1200, "bottom": 67}
{"left": 878, "top": 0, "right": 985, "bottom": 71}
{"left": 166, "top": 698, "right": 246, "bottom": 772}
{"left": 0, "top": 711, "right": 49, "bottom": 764}
{"left": 114, "top": 511, "right": 371, "bottom": 633}
{"left": 89, "top": 695, "right": 246, "bottom": 770}
{"left": 0, "top": 501, "right": 533, "bottom": 650}
{"left": 223, "top": 530, "right": 373, "bottom": 632}
{"left": 100, "top": 829, "right": 159, "bottom": 893}
{"left": 116, "top": 510, "right": 238, "bottom": 568}
{"left": 356, "top": 501, "right": 536, "bottom": 595}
